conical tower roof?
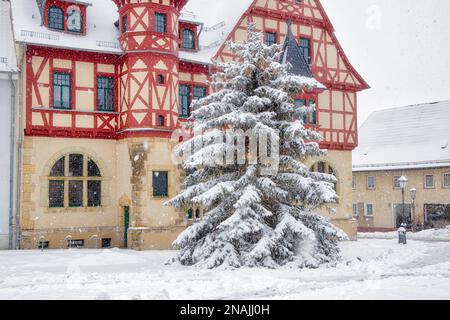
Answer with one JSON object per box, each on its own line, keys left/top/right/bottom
{"left": 280, "top": 21, "right": 314, "bottom": 78}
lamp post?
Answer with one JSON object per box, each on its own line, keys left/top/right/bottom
{"left": 399, "top": 176, "right": 408, "bottom": 227}
{"left": 410, "top": 187, "right": 417, "bottom": 227}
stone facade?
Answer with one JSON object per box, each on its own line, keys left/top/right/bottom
{"left": 353, "top": 167, "right": 450, "bottom": 230}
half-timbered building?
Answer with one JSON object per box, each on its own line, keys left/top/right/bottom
{"left": 9, "top": 0, "right": 368, "bottom": 249}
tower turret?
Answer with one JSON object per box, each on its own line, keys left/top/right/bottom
{"left": 116, "top": 0, "right": 187, "bottom": 134}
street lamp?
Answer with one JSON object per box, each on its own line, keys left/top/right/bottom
{"left": 410, "top": 187, "right": 417, "bottom": 227}
{"left": 399, "top": 176, "right": 408, "bottom": 227}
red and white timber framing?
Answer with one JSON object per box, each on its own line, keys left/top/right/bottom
{"left": 213, "top": 0, "right": 368, "bottom": 150}
{"left": 25, "top": 0, "right": 367, "bottom": 151}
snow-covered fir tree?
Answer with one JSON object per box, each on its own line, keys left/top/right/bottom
{"left": 167, "top": 23, "right": 348, "bottom": 269}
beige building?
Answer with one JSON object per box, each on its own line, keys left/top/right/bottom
{"left": 353, "top": 101, "right": 450, "bottom": 231}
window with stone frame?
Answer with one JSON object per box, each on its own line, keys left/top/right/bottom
{"left": 68, "top": 239, "right": 85, "bottom": 248}
{"left": 393, "top": 176, "right": 401, "bottom": 189}
{"left": 425, "top": 174, "right": 435, "bottom": 189}
{"left": 365, "top": 203, "right": 374, "bottom": 217}
{"left": 49, "top": 154, "right": 102, "bottom": 208}
{"left": 352, "top": 203, "right": 358, "bottom": 217}
{"left": 152, "top": 171, "right": 168, "bottom": 197}
{"left": 444, "top": 173, "right": 450, "bottom": 188}
{"left": 310, "top": 161, "right": 338, "bottom": 193}
{"left": 367, "top": 176, "right": 376, "bottom": 189}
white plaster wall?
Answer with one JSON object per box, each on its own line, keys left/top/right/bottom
{"left": 0, "top": 79, "right": 12, "bottom": 249}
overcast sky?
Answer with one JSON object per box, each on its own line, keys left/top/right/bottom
{"left": 321, "top": 0, "right": 450, "bottom": 125}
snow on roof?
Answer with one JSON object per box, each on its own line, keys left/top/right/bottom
{"left": 180, "top": 0, "right": 254, "bottom": 64}
{"left": 353, "top": 100, "right": 450, "bottom": 172}
{"left": 60, "top": 0, "right": 93, "bottom": 6}
{"left": 10, "top": 0, "right": 252, "bottom": 62}
{"left": 10, "top": 0, "right": 121, "bottom": 54}
{"left": 0, "top": 0, "right": 18, "bottom": 73}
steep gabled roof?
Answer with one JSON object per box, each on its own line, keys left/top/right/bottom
{"left": 280, "top": 21, "right": 313, "bottom": 78}
{"left": 182, "top": 0, "right": 368, "bottom": 90}
{"left": 353, "top": 100, "right": 450, "bottom": 171}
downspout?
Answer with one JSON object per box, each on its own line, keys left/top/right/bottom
{"left": 15, "top": 45, "right": 26, "bottom": 249}
{"left": 7, "top": 72, "right": 16, "bottom": 250}
{"left": 197, "top": 22, "right": 204, "bottom": 51}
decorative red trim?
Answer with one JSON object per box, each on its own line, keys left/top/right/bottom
{"left": 179, "top": 60, "right": 210, "bottom": 74}
{"left": 28, "top": 46, "right": 120, "bottom": 64}
{"left": 115, "top": 0, "right": 188, "bottom": 11}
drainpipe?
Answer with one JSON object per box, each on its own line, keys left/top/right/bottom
{"left": 7, "top": 72, "right": 16, "bottom": 250}
{"left": 197, "top": 23, "right": 204, "bottom": 50}
{"left": 14, "top": 45, "right": 25, "bottom": 249}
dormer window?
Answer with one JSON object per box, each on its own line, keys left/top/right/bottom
{"left": 67, "top": 6, "right": 82, "bottom": 33}
{"left": 45, "top": 1, "right": 87, "bottom": 34}
{"left": 48, "top": 6, "right": 64, "bottom": 30}
{"left": 182, "top": 29, "right": 195, "bottom": 50}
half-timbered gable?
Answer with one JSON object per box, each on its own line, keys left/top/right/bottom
{"left": 210, "top": 0, "right": 369, "bottom": 151}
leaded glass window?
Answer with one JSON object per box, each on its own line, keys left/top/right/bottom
{"left": 155, "top": 13, "right": 167, "bottom": 33}
{"left": 53, "top": 73, "right": 71, "bottom": 109}
{"left": 48, "top": 6, "right": 64, "bottom": 30}
{"left": 48, "top": 155, "right": 102, "bottom": 208}
{"left": 97, "top": 77, "right": 114, "bottom": 112}
{"left": 182, "top": 29, "right": 195, "bottom": 49}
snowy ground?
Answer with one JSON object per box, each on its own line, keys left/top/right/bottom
{"left": 1, "top": 238, "right": 450, "bottom": 300}
{"left": 359, "top": 225, "right": 450, "bottom": 242}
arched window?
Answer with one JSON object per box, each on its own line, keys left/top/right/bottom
{"left": 182, "top": 29, "right": 195, "bottom": 50}
{"left": 49, "top": 154, "right": 102, "bottom": 208}
{"left": 48, "top": 6, "right": 64, "bottom": 30}
{"left": 311, "top": 161, "right": 338, "bottom": 192}
{"left": 67, "top": 5, "right": 82, "bottom": 33}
